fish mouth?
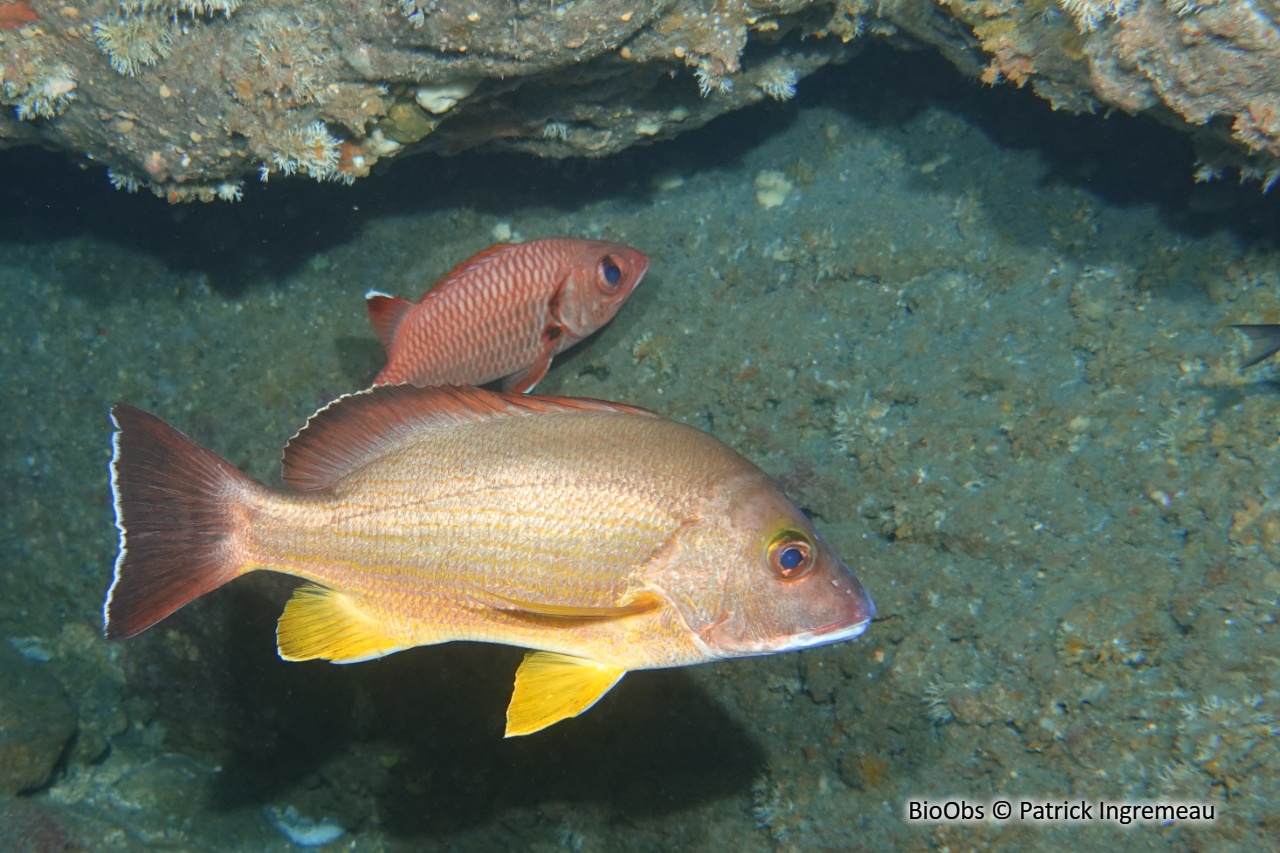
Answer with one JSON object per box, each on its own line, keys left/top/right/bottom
{"left": 768, "top": 614, "right": 874, "bottom": 653}
{"left": 793, "top": 612, "right": 875, "bottom": 645}
{"left": 726, "top": 602, "right": 876, "bottom": 657}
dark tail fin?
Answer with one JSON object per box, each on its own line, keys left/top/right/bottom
{"left": 1234, "top": 324, "right": 1280, "bottom": 369}
{"left": 104, "top": 404, "right": 258, "bottom": 640}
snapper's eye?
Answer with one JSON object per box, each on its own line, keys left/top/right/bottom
{"left": 769, "top": 535, "right": 813, "bottom": 579}
{"left": 598, "top": 256, "right": 623, "bottom": 290}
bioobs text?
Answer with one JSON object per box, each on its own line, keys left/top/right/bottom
{"left": 907, "top": 800, "right": 985, "bottom": 822}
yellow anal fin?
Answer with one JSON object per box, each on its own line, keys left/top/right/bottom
{"left": 277, "top": 584, "right": 406, "bottom": 664}
{"left": 505, "top": 651, "right": 626, "bottom": 738}
{"left": 488, "top": 590, "right": 660, "bottom": 621}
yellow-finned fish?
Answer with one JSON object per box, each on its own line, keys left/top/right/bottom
{"left": 104, "top": 385, "right": 874, "bottom": 736}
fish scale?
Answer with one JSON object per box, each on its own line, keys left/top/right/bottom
{"left": 242, "top": 396, "right": 705, "bottom": 651}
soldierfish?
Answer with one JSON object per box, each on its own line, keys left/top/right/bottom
{"left": 105, "top": 385, "right": 874, "bottom": 737}
{"left": 367, "top": 238, "right": 649, "bottom": 392}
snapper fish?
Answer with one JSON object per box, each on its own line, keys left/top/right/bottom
{"left": 104, "top": 385, "right": 875, "bottom": 737}
{"left": 367, "top": 238, "right": 649, "bottom": 392}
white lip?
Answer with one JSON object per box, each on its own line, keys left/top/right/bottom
{"left": 770, "top": 618, "right": 873, "bottom": 653}
{"left": 723, "top": 617, "right": 873, "bottom": 657}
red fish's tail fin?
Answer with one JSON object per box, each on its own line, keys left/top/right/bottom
{"left": 104, "top": 404, "right": 258, "bottom": 640}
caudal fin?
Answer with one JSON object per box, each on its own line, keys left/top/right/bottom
{"left": 104, "top": 404, "right": 257, "bottom": 640}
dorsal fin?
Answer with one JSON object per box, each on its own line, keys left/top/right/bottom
{"left": 281, "top": 384, "right": 660, "bottom": 491}
{"left": 364, "top": 290, "right": 415, "bottom": 353}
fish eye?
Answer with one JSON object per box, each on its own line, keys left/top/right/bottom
{"left": 768, "top": 535, "right": 813, "bottom": 579}
{"left": 598, "top": 256, "right": 622, "bottom": 289}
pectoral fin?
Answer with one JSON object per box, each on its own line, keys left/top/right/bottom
{"left": 485, "top": 589, "right": 660, "bottom": 620}
{"left": 505, "top": 651, "right": 626, "bottom": 737}
{"left": 1235, "top": 324, "right": 1280, "bottom": 368}
{"left": 503, "top": 309, "right": 569, "bottom": 393}
{"left": 277, "top": 584, "right": 406, "bottom": 664}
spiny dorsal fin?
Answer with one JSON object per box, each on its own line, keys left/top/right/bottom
{"left": 505, "top": 651, "right": 626, "bottom": 737}
{"left": 276, "top": 584, "right": 406, "bottom": 664}
{"left": 365, "top": 290, "right": 415, "bottom": 353}
{"left": 281, "top": 385, "right": 660, "bottom": 492}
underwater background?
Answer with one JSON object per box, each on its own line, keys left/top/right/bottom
{"left": 3, "top": 44, "right": 1280, "bottom": 851}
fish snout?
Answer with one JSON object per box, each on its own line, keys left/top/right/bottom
{"left": 699, "top": 543, "right": 876, "bottom": 658}
{"left": 765, "top": 561, "right": 875, "bottom": 653}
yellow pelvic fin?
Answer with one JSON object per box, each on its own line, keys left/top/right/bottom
{"left": 487, "top": 590, "right": 660, "bottom": 621}
{"left": 505, "top": 651, "right": 627, "bottom": 738}
{"left": 277, "top": 584, "right": 406, "bottom": 664}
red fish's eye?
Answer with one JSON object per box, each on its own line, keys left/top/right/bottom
{"left": 598, "top": 256, "right": 623, "bottom": 290}
{"left": 769, "top": 537, "right": 813, "bottom": 579}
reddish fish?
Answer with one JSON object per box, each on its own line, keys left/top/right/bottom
{"left": 104, "top": 385, "right": 874, "bottom": 737}
{"left": 367, "top": 238, "right": 649, "bottom": 392}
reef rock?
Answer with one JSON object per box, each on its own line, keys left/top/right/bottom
{"left": 1, "top": 0, "right": 1277, "bottom": 200}
{"left": 0, "top": 640, "right": 77, "bottom": 794}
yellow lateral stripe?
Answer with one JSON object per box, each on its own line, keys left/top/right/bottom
{"left": 271, "top": 537, "right": 652, "bottom": 571}
{"left": 318, "top": 505, "right": 668, "bottom": 533}
{"left": 266, "top": 547, "right": 649, "bottom": 588}
{"left": 270, "top": 523, "right": 662, "bottom": 564}
{"left": 272, "top": 554, "right": 404, "bottom": 576}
